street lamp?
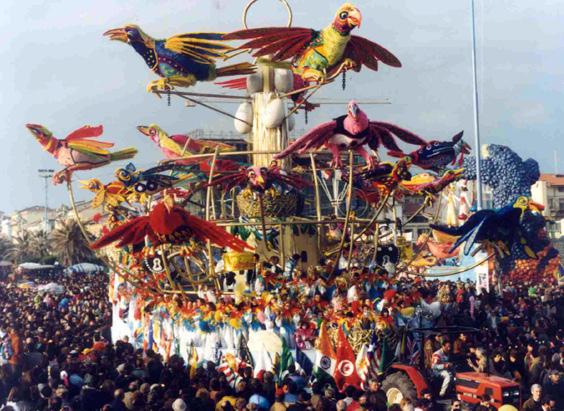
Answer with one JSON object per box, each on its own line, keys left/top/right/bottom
{"left": 38, "top": 169, "right": 55, "bottom": 231}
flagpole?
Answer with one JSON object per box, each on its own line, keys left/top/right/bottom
{"left": 470, "top": 0, "right": 483, "bottom": 210}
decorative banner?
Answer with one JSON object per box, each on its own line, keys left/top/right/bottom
{"left": 224, "top": 251, "right": 256, "bottom": 272}
{"left": 475, "top": 251, "right": 490, "bottom": 294}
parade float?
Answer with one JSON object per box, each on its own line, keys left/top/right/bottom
{"left": 27, "top": 0, "right": 560, "bottom": 399}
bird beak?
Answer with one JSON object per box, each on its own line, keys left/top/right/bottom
{"left": 348, "top": 8, "right": 362, "bottom": 28}
{"left": 527, "top": 199, "right": 545, "bottom": 213}
{"left": 137, "top": 125, "right": 150, "bottom": 136}
{"left": 25, "top": 123, "right": 41, "bottom": 136}
{"left": 79, "top": 180, "right": 90, "bottom": 189}
{"left": 348, "top": 104, "right": 359, "bottom": 120}
{"left": 462, "top": 142, "right": 472, "bottom": 154}
{"left": 103, "top": 27, "right": 129, "bottom": 43}
{"left": 256, "top": 175, "right": 265, "bottom": 188}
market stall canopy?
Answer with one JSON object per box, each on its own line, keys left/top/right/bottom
{"left": 66, "top": 263, "right": 106, "bottom": 275}
{"left": 37, "top": 282, "right": 65, "bottom": 295}
{"left": 18, "top": 262, "right": 56, "bottom": 271}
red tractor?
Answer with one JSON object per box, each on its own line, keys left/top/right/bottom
{"left": 381, "top": 327, "right": 521, "bottom": 409}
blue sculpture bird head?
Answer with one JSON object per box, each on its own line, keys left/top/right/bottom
{"left": 104, "top": 25, "right": 158, "bottom": 69}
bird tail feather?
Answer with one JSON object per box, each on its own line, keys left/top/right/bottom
{"left": 110, "top": 147, "right": 138, "bottom": 161}
{"left": 216, "top": 62, "right": 256, "bottom": 77}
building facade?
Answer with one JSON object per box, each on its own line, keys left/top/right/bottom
{"left": 531, "top": 174, "right": 564, "bottom": 239}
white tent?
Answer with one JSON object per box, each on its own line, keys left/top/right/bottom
{"left": 66, "top": 263, "right": 105, "bottom": 275}
{"left": 37, "top": 282, "right": 65, "bottom": 295}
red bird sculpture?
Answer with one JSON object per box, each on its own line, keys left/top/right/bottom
{"left": 274, "top": 101, "right": 427, "bottom": 168}
{"left": 90, "top": 197, "right": 251, "bottom": 252}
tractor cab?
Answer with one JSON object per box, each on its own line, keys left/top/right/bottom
{"left": 381, "top": 326, "right": 521, "bottom": 409}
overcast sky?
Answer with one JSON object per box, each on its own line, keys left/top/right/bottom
{"left": 0, "top": 0, "right": 562, "bottom": 213}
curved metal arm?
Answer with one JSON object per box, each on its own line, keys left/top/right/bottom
{"left": 243, "top": 0, "right": 293, "bottom": 29}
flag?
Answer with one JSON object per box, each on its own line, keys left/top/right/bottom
{"left": 217, "top": 353, "right": 248, "bottom": 388}
{"left": 278, "top": 338, "right": 294, "bottom": 381}
{"left": 238, "top": 334, "right": 255, "bottom": 369}
{"left": 188, "top": 344, "right": 199, "bottom": 379}
{"left": 313, "top": 322, "right": 337, "bottom": 383}
{"left": 378, "top": 336, "right": 394, "bottom": 374}
{"left": 366, "top": 331, "right": 380, "bottom": 380}
{"left": 355, "top": 344, "right": 370, "bottom": 384}
{"left": 296, "top": 347, "right": 313, "bottom": 376}
{"left": 333, "top": 325, "right": 362, "bottom": 391}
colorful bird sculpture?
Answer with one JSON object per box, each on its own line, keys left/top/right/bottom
{"left": 115, "top": 163, "right": 179, "bottom": 194}
{"left": 388, "top": 131, "right": 470, "bottom": 172}
{"left": 26, "top": 124, "right": 137, "bottom": 185}
{"left": 80, "top": 178, "right": 131, "bottom": 209}
{"left": 430, "top": 196, "right": 540, "bottom": 257}
{"left": 274, "top": 101, "right": 427, "bottom": 168}
{"left": 137, "top": 124, "right": 235, "bottom": 159}
{"left": 90, "top": 196, "right": 252, "bottom": 252}
{"left": 207, "top": 163, "right": 310, "bottom": 194}
{"left": 104, "top": 25, "right": 255, "bottom": 92}
{"left": 224, "top": 3, "right": 401, "bottom": 83}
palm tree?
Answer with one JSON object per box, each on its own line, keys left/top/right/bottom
{"left": 0, "top": 236, "right": 14, "bottom": 261}
{"left": 50, "top": 219, "right": 97, "bottom": 266}
{"left": 32, "top": 230, "right": 52, "bottom": 262}
{"left": 6, "top": 230, "right": 38, "bottom": 263}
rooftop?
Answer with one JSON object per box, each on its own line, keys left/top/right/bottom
{"left": 539, "top": 174, "right": 564, "bottom": 186}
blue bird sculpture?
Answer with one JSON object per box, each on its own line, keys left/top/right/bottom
{"left": 430, "top": 196, "right": 541, "bottom": 258}
{"left": 104, "top": 25, "right": 255, "bottom": 92}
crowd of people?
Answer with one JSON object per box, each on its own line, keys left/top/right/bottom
{"left": 0, "top": 264, "right": 562, "bottom": 411}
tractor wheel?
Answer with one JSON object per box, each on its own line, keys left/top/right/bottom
{"left": 382, "top": 372, "right": 418, "bottom": 404}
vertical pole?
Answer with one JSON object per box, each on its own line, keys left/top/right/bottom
{"left": 44, "top": 176, "right": 49, "bottom": 231}
{"left": 470, "top": 0, "right": 483, "bottom": 210}
{"left": 39, "top": 169, "right": 54, "bottom": 232}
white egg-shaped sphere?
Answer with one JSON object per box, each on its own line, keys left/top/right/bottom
{"left": 234, "top": 102, "right": 253, "bottom": 134}
{"left": 264, "top": 98, "right": 286, "bottom": 129}
{"left": 274, "top": 68, "right": 293, "bottom": 93}
{"left": 246, "top": 72, "right": 263, "bottom": 94}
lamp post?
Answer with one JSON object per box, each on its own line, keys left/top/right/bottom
{"left": 38, "top": 169, "right": 55, "bottom": 231}
{"left": 470, "top": 0, "right": 483, "bottom": 209}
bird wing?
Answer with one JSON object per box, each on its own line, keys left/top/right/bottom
{"left": 206, "top": 169, "right": 248, "bottom": 192}
{"left": 65, "top": 125, "right": 106, "bottom": 141}
{"left": 223, "top": 27, "right": 316, "bottom": 61}
{"left": 268, "top": 170, "right": 311, "bottom": 190}
{"left": 340, "top": 35, "right": 401, "bottom": 71}
{"left": 164, "top": 32, "right": 233, "bottom": 64}
{"left": 65, "top": 125, "right": 114, "bottom": 155}
{"left": 90, "top": 217, "right": 150, "bottom": 249}
{"left": 179, "top": 209, "right": 252, "bottom": 252}
{"left": 370, "top": 122, "right": 428, "bottom": 146}
{"left": 67, "top": 141, "right": 112, "bottom": 156}
{"left": 169, "top": 134, "right": 190, "bottom": 147}
{"left": 430, "top": 210, "right": 495, "bottom": 238}
{"left": 274, "top": 120, "right": 337, "bottom": 159}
